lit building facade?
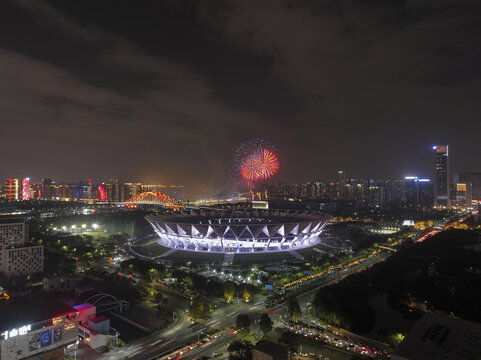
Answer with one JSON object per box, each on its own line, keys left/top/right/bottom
{"left": 21, "top": 178, "right": 30, "bottom": 201}
{"left": 3, "top": 179, "right": 20, "bottom": 201}
{"left": 73, "top": 304, "right": 118, "bottom": 350}
{"left": 0, "top": 304, "right": 79, "bottom": 360}
{"left": 433, "top": 145, "right": 450, "bottom": 207}
{"left": 0, "top": 217, "right": 43, "bottom": 277}
{"left": 2, "top": 245, "right": 44, "bottom": 277}
{"left": 404, "top": 177, "right": 432, "bottom": 207}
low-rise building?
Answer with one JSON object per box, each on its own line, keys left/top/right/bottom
{"left": 392, "top": 313, "right": 481, "bottom": 360}
{"left": 0, "top": 302, "right": 79, "bottom": 360}
{"left": 74, "top": 303, "right": 118, "bottom": 350}
{"left": 43, "top": 276, "right": 62, "bottom": 292}
{"left": 253, "top": 340, "right": 288, "bottom": 360}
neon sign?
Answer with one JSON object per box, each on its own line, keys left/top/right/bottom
{"left": 63, "top": 323, "right": 75, "bottom": 331}
{"left": 52, "top": 317, "right": 64, "bottom": 326}
{"left": 2, "top": 325, "right": 31, "bottom": 340}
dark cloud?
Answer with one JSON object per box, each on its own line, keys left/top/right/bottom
{"left": 199, "top": 0, "right": 481, "bottom": 178}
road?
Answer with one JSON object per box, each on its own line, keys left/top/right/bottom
{"left": 105, "top": 248, "right": 393, "bottom": 360}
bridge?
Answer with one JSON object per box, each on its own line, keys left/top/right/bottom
{"left": 83, "top": 293, "right": 129, "bottom": 313}
{"left": 124, "top": 191, "right": 182, "bottom": 209}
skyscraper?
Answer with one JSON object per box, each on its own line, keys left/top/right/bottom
{"left": 433, "top": 145, "right": 450, "bottom": 207}
{"left": 338, "top": 170, "right": 346, "bottom": 199}
{"left": 21, "top": 178, "right": 30, "bottom": 200}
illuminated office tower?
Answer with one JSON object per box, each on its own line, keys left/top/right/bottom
{"left": 338, "top": 170, "right": 346, "bottom": 199}
{"left": 433, "top": 145, "right": 450, "bottom": 207}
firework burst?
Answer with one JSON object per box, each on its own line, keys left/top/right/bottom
{"left": 234, "top": 138, "right": 280, "bottom": 184}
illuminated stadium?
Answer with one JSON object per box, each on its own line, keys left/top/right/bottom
{"left": 146, "top": 210, "right": 331, "bottom": 253}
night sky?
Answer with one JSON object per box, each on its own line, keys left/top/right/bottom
{"left": 1, "top": 0, "right": 481, "bottom": 192}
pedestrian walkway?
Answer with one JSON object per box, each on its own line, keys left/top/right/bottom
{"left": 157, "top": 248, "right": 177, "bottom": 258}
{"left": 222, "top": 252, "right": 235, "bottom": 266}
{"left": 288, "top": 250, "right": 304, "bottom": 260}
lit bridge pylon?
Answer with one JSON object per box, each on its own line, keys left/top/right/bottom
{"left": 124, "top": 191, "right": 182, "bottom": 210}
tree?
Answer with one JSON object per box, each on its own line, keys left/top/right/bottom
{"left": 388, "top": 332, "right": 405, "bottom": 347}
{"left": 183, "top": 276, "right": 193, "bottom": 288}
{"left": 154, "top": 291, "right": 164, "bottom": 308}
{"left": 259, "top": 313, "right": 273, "bottom": 336}
{"left": 287, "top": 298, "right": 302, "bottom": 319}
{"left": 227, "top": 340, "right": 252, "bottom": 360}
{"left": 235, "top": 314, "right": 251, "bottom": 337}
{"left": 189, "top": 297, "right": 204, "bottom": 321}
{"left": 242, "top": 286, "right": 251, "bottom": 303}
{"left": 224, "top": 281, "right": 236, "bottom": 303}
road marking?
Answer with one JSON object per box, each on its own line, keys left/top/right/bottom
{"left": 209, "top": 321, "right": 221, "bottom": 328}
{"left": 227, "top": 311, "right": 236, "bottom": 316}
{"left": 248, "top": 306, "right": 259, "bottom": 310}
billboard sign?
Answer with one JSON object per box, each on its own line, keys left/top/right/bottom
{"left": 53, "top": 328, "right": 63, "bottom": 342}
{"left": 29, "top": 333, "right": 41, "bottom": 351}
{"left": 41, "top": 330, "right": 52, "bottom": 347}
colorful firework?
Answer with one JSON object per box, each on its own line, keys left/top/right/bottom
{"left": 235, "top": 138, "right": 280, "bottom": 184}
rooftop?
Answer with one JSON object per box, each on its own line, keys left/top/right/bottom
{"left": 89, "top": 315, "right": 108, "bottom": 324}
{"left": 0, "top": 216, "right": 25, "bottom": 224}
{"left": 253, "top": 340, "right": 288, "bottom": 360}
{"left": 0, "top": 301, "right": 76, "bottom": 332}
{"left": 393, "top": 313, "right": 481, "bottom": 360}
{"left": 73, "top": 303, "right": 95, "bottom": 311}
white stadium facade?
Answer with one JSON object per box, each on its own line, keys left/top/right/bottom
{"left": 146, "top": 209, "right": 331, "bottom": 253}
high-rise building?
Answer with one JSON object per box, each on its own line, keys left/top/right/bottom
{"left": 433, "top": 145, "right": 450, "bottom": 207}
{"left": 98, "top": 185, "right": 108, "bottom": 202}
{"left": 472, "top": 172, "right": 481, "bottom": 202}
{"left": 21, "top": 178, "right": 30, "bottom": 200}
{"left": 403, "top": 177, "right": 432, "bottom": 207}
{"left": 3, "top": 179, "right": 20, "bottom": 200}
{"left": 338, "top": 170, "right": 346, "bottom": 199}
{"left": 41, "top": 178, "right": 52, "bottom": 200}
{"left": 0, "top": 217, "right": 43, "bottom": 277}
{"left": 455, "top": 172, "right": 481, "bottom": 208}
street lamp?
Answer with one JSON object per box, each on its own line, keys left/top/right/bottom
{"left": 92, "top": 224, "right": 100, "bottom": 240}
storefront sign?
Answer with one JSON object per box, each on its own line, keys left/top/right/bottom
{"left": 2, "top": 325, "right": 31, "bottom": 340}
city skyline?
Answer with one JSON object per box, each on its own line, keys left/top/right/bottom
{"left": 0, "top": 144, "right": 474, "bottom": 186}
{"left": 1, "top": 1, "right": 481, "bottom": 187}
{"left": 1, "top": 3, "right": 481, "bottom": 360}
